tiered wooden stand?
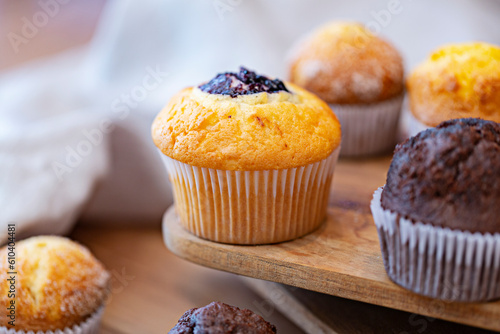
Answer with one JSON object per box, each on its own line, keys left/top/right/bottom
{"left": 163, "top": 156, "right": 500, "bottom": 333}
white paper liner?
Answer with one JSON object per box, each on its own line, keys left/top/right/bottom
{"left": 160, "top": 148, "right": 340, "bottom": 245}
{"left": 0, "top": 305, "right": 104, "bottom": 334}
{"left": 407, "top": 110, "right": 431, "bottom": 138}
{"left": 330, "top": 94, "right": 403, "bottom": 157}
{"left": 371, "top": 187, "right": 500, "bottom": 302}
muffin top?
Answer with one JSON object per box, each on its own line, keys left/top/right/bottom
{"left": 381, "top": 118, "right": 500, "bottom": 233}
{"left": 288, "top": 22, "right": 404, "bottom": 104}
{"left": 152, "top": 67, "right": 341, "bottom": 171}
{"left": 168, "top": 302, "right": 277, "bottom": 334}
{"left": 407, "top": 42, "right": 500, "bottom": 126}
{"left": 0, "top": 236, "right": 110, "bottom": 331}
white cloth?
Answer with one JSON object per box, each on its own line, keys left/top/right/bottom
{"left": 1, "top": 0, "right": 499, "bottom": 242}
{"left": 0, "top": 51, "right": 110, "bottom": 244}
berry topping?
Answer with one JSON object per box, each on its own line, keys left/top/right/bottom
{"left": 198, "top": 67, "right": 290, "bottom": 97}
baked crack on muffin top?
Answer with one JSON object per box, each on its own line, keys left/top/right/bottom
{"left": 288, "top": 22, "right": 404, "bottom": 104}
{"left": 152, "top": 68, "right": 341, "bottom": 170}
{"left": 381, "top": 118, "right": 500, "bottom": 233}
{"left": 168, "top": 301, "right": 277, "bottom": 334}
{"left": 407, "top": 42, "right": 500, "bottom": 126}
{"left": 0, "top": 236, "right": 110, "bottom": 331}
{"left": 199, "top": 67, "right": 290, "bottom": 97}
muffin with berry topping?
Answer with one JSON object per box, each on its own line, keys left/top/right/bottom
{"left": 289, "top": 21, "right": 404, "bottom": 157}
{"left": 152, "top": 67, "right": 341, "bottom": 244}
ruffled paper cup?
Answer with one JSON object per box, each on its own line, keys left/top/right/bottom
{"left": 330, "top": 94, "right": 404, "bottom": 157}
{"left": 161, "top": 148, "right": 340, "bottom": 245}
{"left": 371, "top": 187, "right": 500, "bottom": 302}
{"left": 0, "top": 306, "right": 104, "bottom": 334}
{"left": 407, "top": 111, "right": 431, "bottom": 138}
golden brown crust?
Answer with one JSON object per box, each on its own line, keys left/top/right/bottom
{"left": 0, "top": 236, "right": 110, "bottom": 331}
{"left": 289, "top": 22, "right": 404, "bottom": 104}
{"left": 407, "top": 42, "right": 500, "bottom": 127}
{"left": 152, "top": 83, "right": 341, "bottom": 170}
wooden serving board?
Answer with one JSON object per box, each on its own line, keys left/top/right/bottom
{"left": 242, "top": 278, "right": 496, "bottom": 334}
{"left": 162, "top": 155, "right": 500, "bottom": 332}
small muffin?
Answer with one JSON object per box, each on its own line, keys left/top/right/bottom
{"left": 371, "top": 118, "right": 500, "bottom": 301}
{"left": 407, "top": 42, "right": 500, "bottom": 136}
{"left": 168, "top": 302, "right": 277, "bottom": 333}
{"left": 289, "top": 21, "right": 404, "bottom": 156}
{"left": 0, "top": 236, "right": 110, "bottom": 332}
{"left": 153, "top": 67, "right": 341, "bottom": 244}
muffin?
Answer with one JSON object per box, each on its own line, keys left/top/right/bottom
{"left": 371, "top": 118, "right": 500, "bottom": 301}
{"left": 0, "top": 236, "right": 110, "bottom": 333}
{"left": 407, "top": 42, "right": 500, "bottom": 137}
{"left": 289, "top": 22, "right": 404, "bottom": 156}
{"left": 168, "top": 302, "right": 277, "bottom": 333}
{"left": 152, "top": 67, "right": 341, "bottom": 244}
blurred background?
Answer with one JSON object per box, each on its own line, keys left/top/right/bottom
{"left": 1, "top": 0, "right": 500, "bottom": 246}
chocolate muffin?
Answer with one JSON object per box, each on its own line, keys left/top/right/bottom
{"left": 382, "top": 118, "right": 500, "bottom": 233}
{"left": 371, "top": 118, "right": 500, "bottom": 301}
{"left": 168, "top": 302, "right": 277, "bottom": 334}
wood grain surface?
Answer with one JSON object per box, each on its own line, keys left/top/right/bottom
{"left": 70, "top": 226, "right": 303, "bottom": 334}
{"left": 163, "top": 156, "right": 500, "bottom": 333}
{"left": 244, "top": 278, "right": 496, "bottom": 334}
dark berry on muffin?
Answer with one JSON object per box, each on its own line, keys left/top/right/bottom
{"left": 199, "top": 67, "right": 290, "bottom": 97}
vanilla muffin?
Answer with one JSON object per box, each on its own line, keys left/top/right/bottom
{"left": 153, "top": 67, "right": 341, "bottom": 244}
{"left": 371, "top": 118, "right": 500, "bottom": 301}
{"left": 289, "top": 22, "right": 404, "bottom": 156}
{"left": 0, "top": 236, "right": 110, "bottom": 332}
{"left": 407, "top": 42, "right": 500, "bottom": 136}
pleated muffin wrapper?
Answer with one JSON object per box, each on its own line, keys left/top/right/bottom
{"left": 161, "top": 147, "right": 340, "bottom": 245}
{"left": 406, "top": 110, "right": 431, "bottom": 138}
{"left": 0, "top": 305, "right": 104, "bottom": 334}
{"left": 371, "top": 187, "right": 500, "bottom": 302}
{"left": 330, "top": 93, "right": 404, "bottom": 157}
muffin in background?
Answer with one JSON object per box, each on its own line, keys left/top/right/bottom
{"left": 169, "top": 302, "right": 277, "bottom": 333}
{"left": 371, "top": 118, "right": 500, "bottom": 301}
{"left": 289, "top": 21, "right": 404, "bottom": 157}
{"left": 0, "top": 236, "right": 110, "bottom": 333}
{"left": 407, "top": 42, "right": 500, "bottom": 137}
{"left": 153, "top": 67, "right": 341, "bottom": 245}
